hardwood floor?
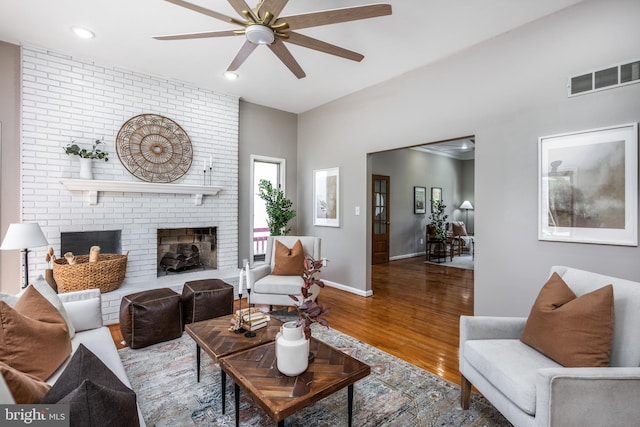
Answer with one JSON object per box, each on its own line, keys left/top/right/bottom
{"left": 109, "top": 256, "right": 472, "bottom": 385}
{"left": 321, "top": 256, "right": 473, "bottom": 385}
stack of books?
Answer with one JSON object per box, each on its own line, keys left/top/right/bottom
{"left": 230, "top": 307, "right": 270, "bottom": 331}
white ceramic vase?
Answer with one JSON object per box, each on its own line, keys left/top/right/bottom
{"left": 276, "top": 321, "right": 309, "bottom": 376}
{"left": 79, "top": 157, "right": 93, "bottom": 180}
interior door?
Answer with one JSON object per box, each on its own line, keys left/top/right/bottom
{"left": 372, "top": 175, "right": 390, "bottom": 264}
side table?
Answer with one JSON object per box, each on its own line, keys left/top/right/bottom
{"left": 426, "top": 239, "right": 449, "bottom": 263}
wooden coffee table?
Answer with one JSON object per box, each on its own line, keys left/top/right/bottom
{"left": 184, "top": 314, "right": 283, "bottom": 414}
{"left": 219, "top": 338, "right": 371, "bottom": 427}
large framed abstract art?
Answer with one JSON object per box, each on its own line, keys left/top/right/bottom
{"left": 538, "top": 123, "right": 638, "bottom": 246}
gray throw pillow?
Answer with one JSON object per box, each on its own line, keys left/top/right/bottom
{"left": 57, "top": 380, "right": 138, "bottom": 427}
{"left": 41, "top": 345, "right": 138, "bottom": 426}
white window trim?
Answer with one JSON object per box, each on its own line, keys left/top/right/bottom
{"left": 249, "top": 155, "right": 286, "bottom": 262}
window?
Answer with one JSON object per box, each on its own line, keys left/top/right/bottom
{"left": 250, "top": 156, "right": 286, "bottom": 261}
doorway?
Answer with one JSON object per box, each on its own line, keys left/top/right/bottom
{"left": 368, "top": 136, "right": 475, "bottom": 267}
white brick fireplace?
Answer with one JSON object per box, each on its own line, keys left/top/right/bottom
{"left": 19, "top": 46, "right": 241, "bottom": 322}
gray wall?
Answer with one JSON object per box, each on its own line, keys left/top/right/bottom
{"left": 238, "top": 101, "right": 298, "bottom": 267}
{"left": 371, "top": 148, "right": 472, "bottom": 259}
{"left": 0, "top": 41, "right": 21, "bottom": 293}
{"left": 298, "top": 0, "right": 640, "bottom": 315}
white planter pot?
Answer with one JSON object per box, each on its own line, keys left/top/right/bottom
{"left": 276, "top": 321, "right": 309, "bottom": 376}
{"left": 79, "top": 158, "right": 93, "bottom": 180}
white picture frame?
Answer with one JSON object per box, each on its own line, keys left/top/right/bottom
{"left": 313, "top": 167, "right": 340, "bottom": 227}
{"left": 538, "top": 123, "right": 638, "bottom": 246}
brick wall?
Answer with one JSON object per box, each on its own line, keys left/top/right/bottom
{"left": 20, "top": 46, "right": 239, "bottom": 286}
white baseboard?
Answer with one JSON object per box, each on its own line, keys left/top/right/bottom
{"left": 389, "top": 252, "right": 425, "bottom": 261}
{"left": 323, "top": 279, "right": 373, "bottom": 297}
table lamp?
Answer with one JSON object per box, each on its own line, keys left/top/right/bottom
{"left": 0, "top": 222, "right": 49, "bottom": 289}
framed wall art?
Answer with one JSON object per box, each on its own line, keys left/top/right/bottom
{"left": 313, "top": 167, "right": 340, "bottom": 227}
{"left": 414, "top": 186, "right": 426, "bottom": 214}
{"left": 538, "top": 123, "right": 638, "bottom": 246}
{"left": 431, "top": 187, "right": 442, "bottom": 213}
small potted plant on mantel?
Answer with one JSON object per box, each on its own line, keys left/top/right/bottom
{"left": 63, "top": 139, "right": 109, "bottom": 180}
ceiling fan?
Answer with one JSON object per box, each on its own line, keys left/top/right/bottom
{"left": 154, "top": 0, "right": 392, "bottom": 79}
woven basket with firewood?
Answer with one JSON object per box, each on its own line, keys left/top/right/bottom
{"left": 52, "top": 248, "right": 127, "bottom": 293}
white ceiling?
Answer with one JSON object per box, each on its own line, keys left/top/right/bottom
{"left": 0, "top": 0, "right": 582, "bottom": 113}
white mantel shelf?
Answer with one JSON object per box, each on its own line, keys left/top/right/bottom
{"left": 60, "top": 179, "right": 222, "bottom": 206}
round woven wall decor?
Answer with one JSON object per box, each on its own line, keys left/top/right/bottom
{"left": 116, "top": 114, "right": 193, "bottom": 183}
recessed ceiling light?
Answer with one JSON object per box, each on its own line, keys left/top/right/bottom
{"left": 71, "top": 26, "right": 95, "bottom": 39}
{"left": 224, "top": 71, "right": 239, "bottom": 80}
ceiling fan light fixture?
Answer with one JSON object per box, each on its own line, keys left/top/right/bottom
{"left": 245, "top": 24, "right": 274, "bottom": 45}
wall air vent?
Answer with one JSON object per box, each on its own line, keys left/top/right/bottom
{"left": 568, "top": 60, "right": 640, "bottom": 96}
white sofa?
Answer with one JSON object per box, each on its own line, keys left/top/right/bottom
{"left": 0, "top": 285, "right": 145, "bottom": 426}
{"left": 459, "top": 266, "right": 640, "bottom": 427}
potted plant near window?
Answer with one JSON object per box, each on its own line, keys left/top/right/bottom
{"left": 63, "top": 139, "right": 109, "bottom": 180}
{"left": 257, "top": 179, "right": 296, "bottom": 235}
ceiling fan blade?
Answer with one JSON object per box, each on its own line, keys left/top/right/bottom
{"left": 268, "top": 40, "right": 306, "bottom": 79}
{"left": 277, "top": 4, "right": 392, "bottom": 31}
{"left": 227, "top": 41, "right": 259, "bottom": 71}
{"left": 257, "top": 0, "right": 289, "bottom": 20}
{"left": 153, "top": 29, "right": 240, "bottom": 41}
{"left": 227, "top": 0, "right": 259, "bottom": 22}
{"left": 285, "top": 32, "right": 364, "bottom": 62}
{"left": 164, "top": 0, "right": 239, "bottom": 24}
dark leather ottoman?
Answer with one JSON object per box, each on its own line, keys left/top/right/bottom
{"left": 119, "top": 288, "right": 182, "bottom": 349}
{"left": 181, "top": 279, "right": 233, "bottom": 325}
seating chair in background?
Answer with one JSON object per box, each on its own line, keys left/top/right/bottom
{"left": 247, "top": 236, "right": 321, "bottom": 309}
{"left": 450, "top": 221, "right": 474, "bottom": 258}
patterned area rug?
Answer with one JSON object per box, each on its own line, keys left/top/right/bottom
{"left": 119, "top": 321, "right": 509, "bottom": 426}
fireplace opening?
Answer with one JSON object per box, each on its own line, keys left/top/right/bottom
{"left": 157, "top": 227, "right": 217, "bottom": 276}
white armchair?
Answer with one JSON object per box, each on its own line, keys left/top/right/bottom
{"left": 459, "top": 266, "right": 640, "bottom": 427}
{"left": 248, "top": 236, "right": 321, "bottom": 308}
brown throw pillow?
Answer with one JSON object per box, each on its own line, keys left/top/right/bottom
{"left": 0, "top": 285, "right": 72, "bottom": 381}
{"left": 451, "top": 221, "right": 468, "bottom": 236}
{"left": 272, "top": 240, "right": 305, "bottom": 276}
{"left": 0, "top": 362, "right": 51, "bottom": 403}
{"left": 520, "top": 272, "right": 614, "bottom": 367}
